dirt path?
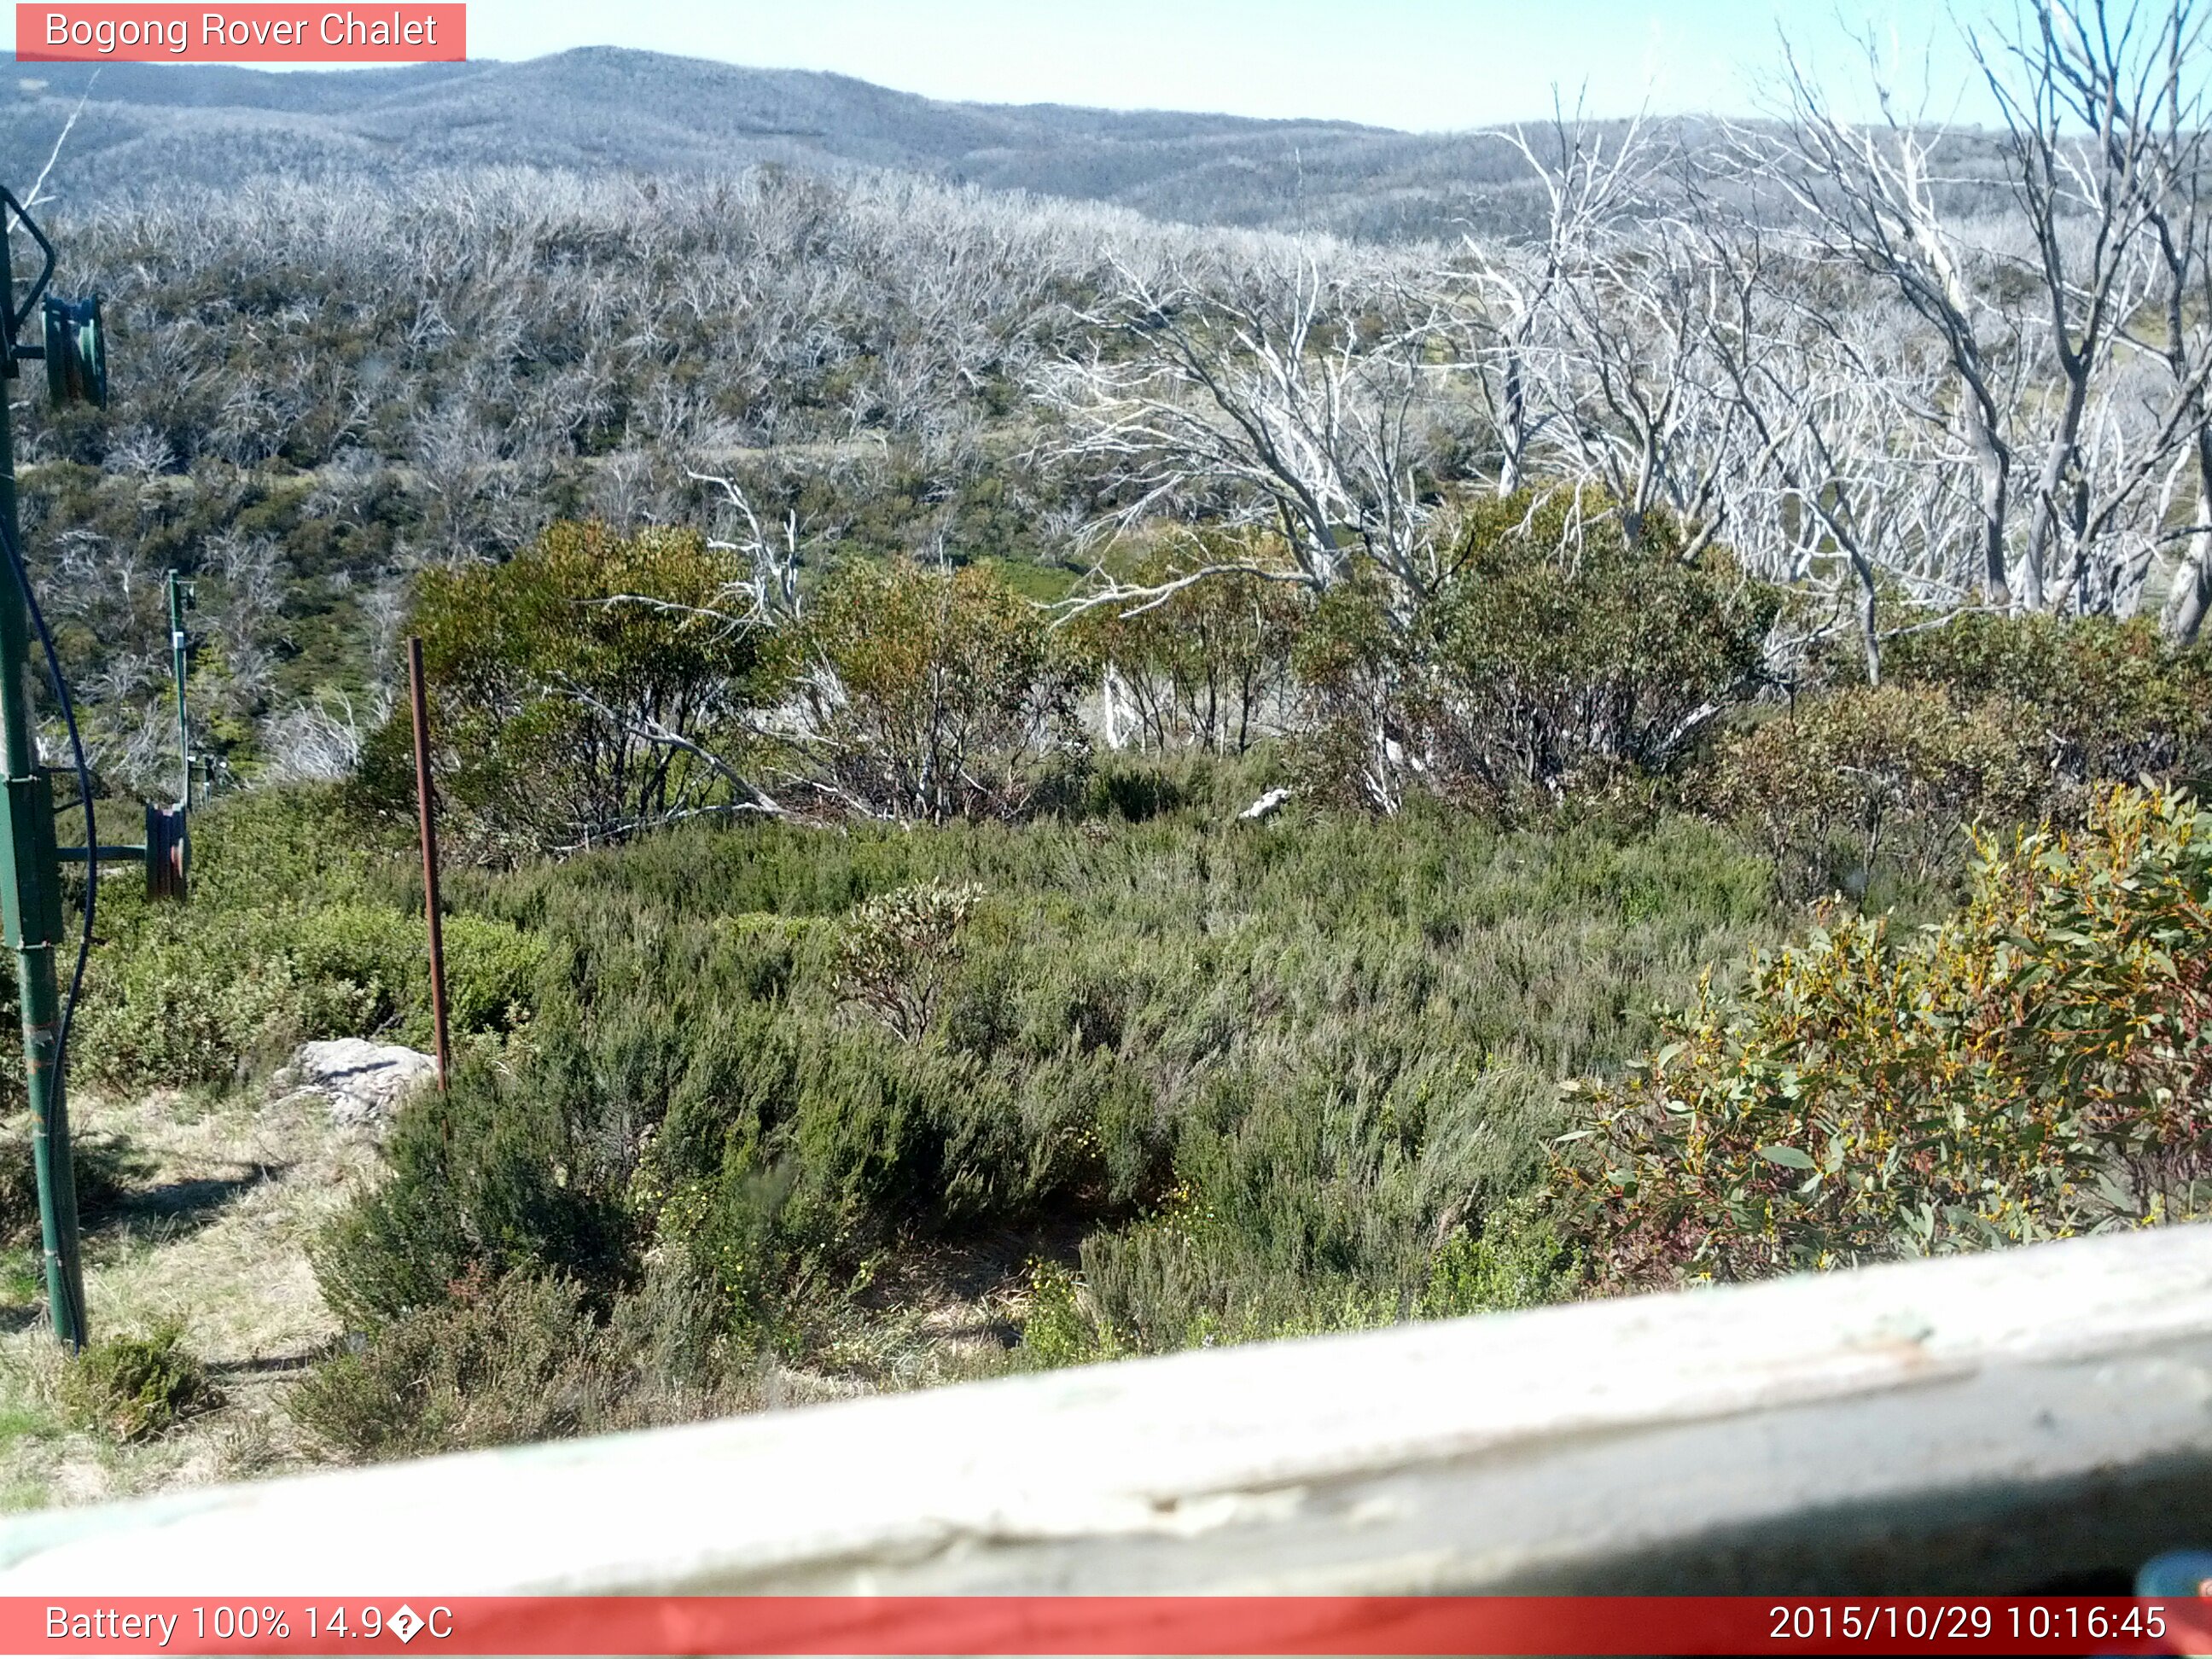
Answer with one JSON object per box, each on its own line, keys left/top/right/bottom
{"left": 0, "top": 1083, "right": 383, "bottom": 1509}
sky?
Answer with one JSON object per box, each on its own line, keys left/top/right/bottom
{"left": 3, "top": 2, "right": 1995, "bottom": 131}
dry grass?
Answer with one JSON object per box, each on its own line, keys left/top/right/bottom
{"left": 0, "top": 1082, "right": 384, "bottom": 1510}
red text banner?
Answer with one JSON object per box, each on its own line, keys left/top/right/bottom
{"left": 4, "top": 1596, "right": 2211, "bottom": 1656}
{"left": 15, "top": 5, "right": 465, "bottom": 61}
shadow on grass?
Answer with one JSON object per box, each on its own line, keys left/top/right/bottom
{"left": 206, "top": 1348, "right": 322, "bottom": 1383}
{"left": 95, "top": 1166, "right": 289, "bottom": 1242}
{"left": 6, "top": 1123, "right": 287, "bottom": 1249}
{"left": 3, "top": 1129, "right": 157, "bottom": 1248}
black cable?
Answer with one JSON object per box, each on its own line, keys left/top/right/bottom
{"left": 0, "top": 511, "right": 95, "bottom": 1343}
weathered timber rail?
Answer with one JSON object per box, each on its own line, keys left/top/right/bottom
{"left": 2, "top": 1225, "right": 2209, "bottom": 1594}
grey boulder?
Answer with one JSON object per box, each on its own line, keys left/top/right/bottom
{"left": 279, "top": 1039, "right": 438, "bottom": 1127}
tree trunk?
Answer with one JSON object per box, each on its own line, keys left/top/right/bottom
{"left": 2024, "top": 366, "right": 2092, "bottom": 615}
{"left": 2168, "top": 533, "right": 2212, "bottom": 643}
{"left": 1498, "top": 352, "right": 1527, "bottom": 498}
{"left": 1969, "top": 421, "right": 2017, "bottom": 609}
{"left": 2164, "top": 444, "right": 2212, "bottom": 644}
{"left": 1852, "top": 556, "right": 1882, "bottom": 689}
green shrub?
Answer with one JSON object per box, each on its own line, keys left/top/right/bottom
{"left": 1708, "top": 614, "right": 2212, "bottom": 905}
{"left": 1296, "top": 492, "right": 1782, "bottom": 813}
{"left": 0, "top": 1141, "right": 32, "bottom": 1252}
{"left": 833, "top": 882, "right": 982, "bottom": 1042}
{"left": 796, "top": 559, "right": 1094, "bottom": 822}
{"left": 312, "top": 1057, "right": 635, "bottom": 1330}
{"left": 1017, "top": 1260, "right": 1113, "bottom": 1366}
{"left": 79, "top": 932, "right": 303, "bottom": 1091}
{"left": 1079, "top": 760, "right": 1197, "bottom": 824}
{"left": 290, "top": 1272, "right": 647, "bottom": 1460}
{"left": 358, "top": 521, "right": 786, "bottom": 861}
{"left": 630, "top": 998, "right": 1125, "bottom": 1350}
{"left": 172, "top": 784, "right": 404, "bottom": 911}
{"left": 1029, "top": 1189, "right": 1577, "bottom": 1359}
{"left": 1415, "top": 495, "right": 1782, "bottom": 799}
{"left": 0, "top": 1124, "right": 143, "bottom": 1247}
{"left": 438, "top": 913, "right": 549, "bottom": 1038}
{"left": 1881, "top": 612, "right": 2212, "bottom": 786}
{"left": 75, "top": 790, "right": 372, "bottom": 1091}
{"left": 62, "top": 1324, "right": 222, "bottom": 1442}
{"left": 1068, "top": 533, "right": 1307, "bottom": 754}
{"left": 281, "top": 905, "right": 423, "bottom": 1040}
{"left": 1554, "top": 784, "right": 2212, "bottom": 1290}
{"left": 1704, "top": 684, "right": 2050, "bottom": 902}
{"left": 1416, "top": 1196, "right": 1582, "bottom": 1318}
{"left": 68, "top": 788, "right": 544, "bottom": 1094}
{"left": 1040, "top": 1060, "right": 1578, "bottom": 1354}
{"left": 1292, "top": 564, "right": 1415, "bottom": 812}
{"left": 316, "top": 791, "right": 1776, "bottom": 1392}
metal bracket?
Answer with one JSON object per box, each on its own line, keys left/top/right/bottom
{"left": 0, "top": 773, "right": 61, "bottom": 952}
{"left": 55, "top": 845, "right": 148, "bottom": 864}
{"left": 51, "top": 803, "right": 188, "bottom": 899}
{"left": 0, "top": 188, "right": 56, "bottom": 378}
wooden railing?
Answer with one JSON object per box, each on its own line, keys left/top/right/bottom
{"left": 3, "top": 1224, "right": 2209, "bottom": 1594}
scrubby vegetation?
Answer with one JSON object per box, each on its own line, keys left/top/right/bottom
{"left": 8, "top": 0, "right": 2212, "bottom": 1482}
{"left": 2, "top": 494, "right": 2202, "bottom": 1466}
{"left": 1707, "top": 617, "right": 2212, "bottom": 905}
{"left": 145, "top": 765, "right": 1739, "bottom": 1436}
{"left": 20, "top": 569, "right": 2194, "bottom": 1464}
{"left": 1557, "top": 785, "right": 2212, "bottom": 1289}
{"left": 61, "top": 1324, "right": 220, "bottom": 1445}
{"left": 289, "top": 1271, "right": 706, "bottom": 1461}
{"left": 74, "top": 789, "right": 540, "bottom": 1093}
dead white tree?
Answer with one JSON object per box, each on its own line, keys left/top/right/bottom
{"left": 1968, "top": 0, "right": 2182, "bottom": 615}
{"left": 1700, "top": 218, "right": 1885, "bottom": 682}
{"left": 1449, "top": 106, "right": 1656, "bottom": 498}
{"left": 2100, "top": 0, "right": 2212, "bottom": 642}
{"left": 9, "top": 73, "right": 96, "bottom": 221}
{"left": 260, "top": 691, "right": 382, "bottom": 785}
{"left": 1699, "top": 206, "right": 1984, "bottom": 684}
{"left": 1042, "top": 249, "right": 1449, "bottom": 622}
{"left": 1543, "top": 223, "right": 1751, "bottom": 557}
{"left": 685, "top": 469, "right": 803, "bottom": 626}
{"left": 1753, "top": 30, "right": 2025, "bottom": 608}
{"left": 1752, "top": 3, "right": 2212, "bottom": 629}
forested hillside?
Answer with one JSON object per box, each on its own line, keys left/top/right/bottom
{"left": 6, "top": 49, "right": 1639, "bottom": 241}
{"left": 3, "top": 2, "right": 2211, "bottom": 1487}
{"left": 15, "top": 165, "right": 1179, "bottom": 795}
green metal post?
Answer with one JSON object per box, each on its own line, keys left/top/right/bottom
{"left": 147, "top": 569, "right": 192, "bottom": 900}
{"left": 166, "top": 572, "right": 189, "bottom": 808}
{"left": 0, "top": 218, "right": 85, "bottom": 1349}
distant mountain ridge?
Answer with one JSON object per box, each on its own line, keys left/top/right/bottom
{"left": 3, "top": 46, "right": 1595, "bottom": 239}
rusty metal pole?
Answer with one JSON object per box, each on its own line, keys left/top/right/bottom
{"left": 406, "top": 637, "right": 451, "bottom": 1090}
